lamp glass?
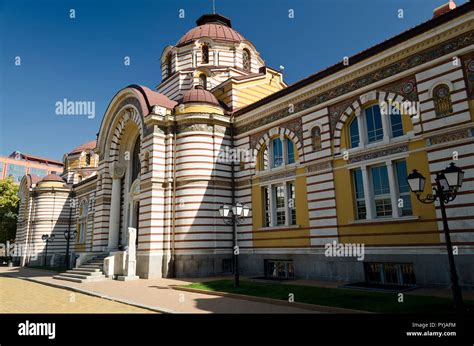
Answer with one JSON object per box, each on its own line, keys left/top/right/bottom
{"left": 219, "top": 205, "right": 230, "bottom": 218}
{"left": 443, "top": 163, "right": 464, "bottom": 189}
{"left": 235, "top": 204, "right": 243, "bottom": 217}
{"left": 242, "top": 205, "right": 250, "bottom": 217}
{"left": 407, "top": 170, "right": 425, "bottom": 193}
{"left": 437, "top": 173, "right": 449, "bottom": 192}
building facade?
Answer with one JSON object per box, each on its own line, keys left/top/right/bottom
{"left": 15, "top": 4, "right": 474, "bottom": 287}
{"left": 0, "top": 151, "right": 63, "bottom": 183}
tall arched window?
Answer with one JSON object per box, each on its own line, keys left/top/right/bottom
{"left": 166, "top": 53, "right": 172, "bottom": 78}
{"left": 433, "top": 84, "right": 453, "bottom": 117}
{"left": 85, "top": 153, "right": 91, "bottom": 166}
{"left": 199, "top": 74, "right": 207, "bottom": 90}
{"left": 365, "top": 105, "right": 383, "bottom": 143}
{"left": 242, "top": 49, "right": 251, "bottom": 72}
{"left": 131, "top": 136, "right": 141, "bottom": 183}
{"left": 312, "top": 127, "right": 322, "bottom": 151}
{"left": 349, "top": 117, "right": 360, "bottom": 148}
{"left": 201, "top": 44, "right": 209, "bottom": 64}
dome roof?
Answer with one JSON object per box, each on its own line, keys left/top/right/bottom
{"left": 182, "top": 86, "right": 221, "bottom": 106}
{"left": 69, "top": 140, "right": 96, "bottom": 155}
{"left": 40, "top": 174, "right": 65, "bottom": 183}
{"left": 177, "top": 14, "right": 245, "bottom": 46}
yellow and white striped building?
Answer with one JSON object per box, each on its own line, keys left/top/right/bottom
{"left": 16, "top": 7, "right": 474, "bottom": 286}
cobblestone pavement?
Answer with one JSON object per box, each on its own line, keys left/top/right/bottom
{"left": 0, "top": 276, "right": 155, "bottom": 313}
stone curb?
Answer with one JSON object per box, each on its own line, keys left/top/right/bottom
{"left": 172, "top": 286, "right": 372, "bottom": 314}
{"left": 4, "top": 271, "right": 175, "bottom": 314}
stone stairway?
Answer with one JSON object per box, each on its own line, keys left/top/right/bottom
{"left": 53, "top": 253, "right": 109, "bottom": 283}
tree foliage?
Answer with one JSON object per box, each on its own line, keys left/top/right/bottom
{"left": 0, "top": 177, "right": 20, "bottom": 243}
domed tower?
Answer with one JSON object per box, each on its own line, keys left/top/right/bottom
{"left": 157, "top": 13, "right": 285, "bottom": 110}
{"left": 15, "top": 173, "right": 73, "bottom": 267}
{"left": 62, "top": 140, "right": 99, "bottom": 185}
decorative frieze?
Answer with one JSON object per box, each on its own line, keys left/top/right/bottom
{"left": 306, "top": 161, "right": 332, "bottom": 172}
{"left": 347, "top": 144, "right": 409, "bottom": 164}
{"left": 462, "top": 52, "right": 474, "bottom": 99}
{"left": 428, "top": 128, "right": 471, "bottom": 146}
{"left": 259, "top": 170, "right": 295, "bottom": 183}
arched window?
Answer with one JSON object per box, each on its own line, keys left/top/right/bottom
{"left": 199, "top": 74, "right": 207, "bottom": 90}
{"left": 131, "top": 136, "right": 141, "bottom": 183}
{"left": 77, "top": 200, "right": 88, "bottom": 244}
{"left": 242, "top": 49, "right": 251, "bottom": 72}
{"left": 272, "top": 138, "right": 283, "bottom": 167}
{"left": 365, "top": 105, "right": 383, "bottom": 143}
{"left": 433, "top": 84, "right": 453, "bottom": 117}
{"left": 311, "top": 127, "right": 322, "bottom": 151}
{"left": 166, "top": 53, "right": 172, "bottom": 78}
{"left": 85, "top": 153, "right": 91, "bottom": 166}
{"left": 349, "top": 117, "right": 360, "bottom": 148}
{"left": 201, "top": 44, "right": 209, "bottom": 64}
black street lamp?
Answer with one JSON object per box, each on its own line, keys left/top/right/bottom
{"left": 406, "top": 162, "right": 465, "bottom": 312}
{"left": 41, "top": 234, "right": 55, "bottom": 267}
{"left": 64, "top": 192, "right": 77, "bottom": 269}
{"left": 219, "top": 203, "right": 250, "bottom": 287}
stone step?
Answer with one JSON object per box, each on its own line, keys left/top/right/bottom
{"left": 71, "top": 267, "right": 102, "bottom": 273}
{"left": 88, "top": 260, "right": 105, "bottom": 265}
{"left": 53, "top": 274, "right": 107, "bottom": 283}
{"left": 57, "top": 272, "right": 98, "bottom": 280}
{"left": 66, "top": 269, "right": 104, "bottom": 276}
{"left": 80, "top": 264, "right": 104, "bottom": 269}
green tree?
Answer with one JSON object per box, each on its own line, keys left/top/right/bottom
{"left": 0, "top": 177, "right": 20, "bottom": 244}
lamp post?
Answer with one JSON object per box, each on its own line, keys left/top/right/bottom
{"left": 219, "top": 203, "right": 250, "bottom": 287}
{"left": 41, "top": 234, "right": 55, "bottom": 267}
{"left": 64, "top": 192, "right": 77, "bottom": 269}
{"left": 406, "top": 162, "right": 465, "bottom": 312}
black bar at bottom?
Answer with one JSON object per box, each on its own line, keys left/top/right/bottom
{"left": 0, "top": 313, "right": 472, "bottom": 345}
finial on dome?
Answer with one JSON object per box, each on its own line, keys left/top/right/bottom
{"left": 196, "top": 13, "right": 232, "bottom": 28}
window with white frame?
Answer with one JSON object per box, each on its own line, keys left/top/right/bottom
{"left": 274, "top": 185, "right": 286, "bottom": 225}
{"left": 349, "top": 104, "right": 405, "bottom": 149}
{"left": 371, "top": 165, "right": 392, "bottom": 217}
{"left": 288, "top": 182, "right": 296, "bottom": 225}
{"left": 262, "top": 137, "right": 296, "bottom": 170}
{"left": 394, "top": 160, "right": 413, "bottom": 216}
{"left": 349, "top": 118, "right": 360, "bottom": 149}
{"left": 77, "top": 200, "right": 88, "bottom": 244}
{"left": 351, "top": 159, "right": 412, "bottom": 220}
{"left": 352, "top": 168, "right": 366, "bottom": 220}
{"left": 262, "top": 181, "right": 296, "bottom": 228}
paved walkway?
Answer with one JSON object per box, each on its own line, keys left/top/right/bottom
{"left": 0, "top": 276, "right": 154, "bottom": 313}
{"left": 0, "top": 267, "right": 317, "bottom": 314}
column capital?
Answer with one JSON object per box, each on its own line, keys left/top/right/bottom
{"left": 109, "top": 162, "right": 126, "bottom": 179}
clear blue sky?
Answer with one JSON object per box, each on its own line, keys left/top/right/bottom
{"left": 0, "top": 0, "right": 467, "bottom": 161}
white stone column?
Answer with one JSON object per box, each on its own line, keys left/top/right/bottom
{"left": 361, "top": 166, "right": 373, "bottom": 219}
{"left": 386, "top": 161, "right": 399, "bottom": 218}
{"left": 108, "top": 163, "right": 125, "bottom": 251}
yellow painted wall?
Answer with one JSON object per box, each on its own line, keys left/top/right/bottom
{"left": 251, "top": 167, "right": 310, "bottom": 248}
{"left": 334, "top": 138, "right": 439, "bottom": 246}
